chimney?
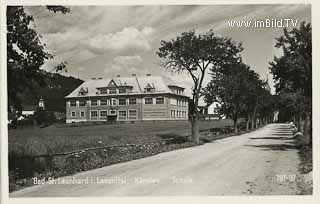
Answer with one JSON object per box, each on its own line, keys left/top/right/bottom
{"left": 146, "top": 74, "right": 151, "bottom": 76}
{"left": 116, "top": 74, "right": 120, "bottom": 77}
{"left": 132, "top": 74, "right": 136, "bottom": 77}
{"left": 98, "top": 77, "right": 103, "bottom": 79}
{"left": 91, "top": 77, "right": 96, "bottom": 80}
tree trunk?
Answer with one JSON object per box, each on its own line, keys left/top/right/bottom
{"left": 300, "top": 111, "right": 311, "bottom": 146}
{"left": 246, "top": 118, "right": 250, "bottom": 131}
{"left": 299, "top": 112, "right": 303, "bottom": 132}
{"left": 246, "top": 115, "right": 251, "bottom": 131}
{"left": 251, "top": 104, "right": 257, "bottom": 129}
{"left": 233, "top": 118, "right": 238, "bottom": 133}
{"left": 256, "top": 118, "right": 260, "bottom": 128}
{"left": 191, "top": 115, "right": 200, "bottom": 144}
{"left": 251, "top": 118, "right": 255, "bottom": 129}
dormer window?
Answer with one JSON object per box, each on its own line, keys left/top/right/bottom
{"left": 99, "top": 88, "right": 108, "bottom": 95}
{"left": 78, "top": 87, "right": 88, "bottom": 96}
{"left": 144, "top": 83, "right": 155, "bottom": 93}
{"left": 109, "top": 88, "right": 117, "bottom": 94}
{"left": 119, "top": 88, "right": 126, "bottom": 94}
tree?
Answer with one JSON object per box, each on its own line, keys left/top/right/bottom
{"left": 269, "top": 21, "right": 312, "bottom": 145}
{"left": 204, "top": 60, "right": 275, "bottom": 133}
{"left": 240, "top": 69, "right": 263, "bottom": 130}
{"left": 255, "top": 83, "right": 276, "bottom": 127}
{"left": 157, "top": 30, "right": 243, "bottom": 143}
{"left": 204, "top": 63, "right": 251, "bottom": 133}
{"left": 7, "top": 6, "right": 70, "bottom": 112}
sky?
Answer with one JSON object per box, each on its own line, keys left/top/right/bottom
{"left": 25, "top": 4, "right": 311, "bottom": 101}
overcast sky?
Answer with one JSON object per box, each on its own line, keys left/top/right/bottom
{"left": 25, "top": 4, "right": 311, "bottom": 99}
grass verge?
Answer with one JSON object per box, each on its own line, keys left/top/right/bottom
{"left": 296, "top": 144, "right": 313, "bottom": 195}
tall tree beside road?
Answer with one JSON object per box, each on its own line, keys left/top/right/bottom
{"left": 205, "top": 63, "right": 252, "bottom": 132}
{"left": 7, "top": 6, "right": 69, "bottom": 111}
{"left": 157, "top": 30, "right": 243, "bottom": 143}
{"left": 269, "top": 21, "right": 312, "bottom": 145}
{"left": 204, "top": 62, "right": 275, "bottom": 133}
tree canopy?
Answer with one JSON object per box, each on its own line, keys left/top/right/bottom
{"left": 7, "top": 6, "right": 70, "bottom": 111}
{"left": 269, "top": 21, "right": 312, "bottom": 145}
{"left": 157, "top": 29, "right": 243, "bottom": 142}
{"left": 204, "top": 62, "right": 274, "bottom": 132}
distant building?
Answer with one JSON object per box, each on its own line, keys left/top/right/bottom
{"left": 38, "top": 97, "right": 45, "bottom": 109}
{"left": 65, "top": 74, "right": 189, "bottom": 123}
{"left": 198, "top": 101, "right": 225, "bottom": 120}
{"left": 21, "top": 110, "right": 35, "bottom": 117}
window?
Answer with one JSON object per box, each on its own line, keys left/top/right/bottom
{"left": 80, "top": 111, "right": 85, "bottom": 117}
{"left": 100, "top": 89, "right": 108, "bottom": 94}
{"left": 70, "top": 101, "right": 76, "bottom": 107}
{"left": 129, "top": 98, "right": 137, "bottom": 105}
{"left": 156, "top": 97, "right": 164, "bottom": 104}
{"left": 145, "top": 97, "right": 153, "bottom": 104}
{"left": 118, "top": 110, "right": 127, "bottom": 120}
{"left": 128, "top": 109, "right": 137, "bottom": 120}
{"left": 90, "top": 110, "right": 98, "bottom": 120}
{"left": 100, "top": 110, "right": 108, "bottom": 120}
{"left": 145, "top": 88, "right": 155, "bottom": 93}
{"left": 111, "top": 98, "right": 117, "bottom": 106}
{"left": 119, "top": 98, "right": 127, "bottom": 106}
{"left": 119, "top": 88, "right": 126, "bottom": 94}
{"left": 171, "top": 110, "right": 176, "bottom": 117}
{"left": 79, "top": 100, "right": 86, "bottom": 106}
{"left": 100, "top": 99, "right": 108, "bottom": 106}
{"left": 109, "top": 110, "right": 116, "bottom": 115}
{"left": 91, "top": 100, "right": 98, "bottom": 106}
{"left": 109, "top": 88, "right": 116, "bottom": 94}
{"left": 71, "top": 111, "right": 76, "bottom": 117}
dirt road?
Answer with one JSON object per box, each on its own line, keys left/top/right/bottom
{"left": 11, "top": 123, "right": 303, "bottom": 196}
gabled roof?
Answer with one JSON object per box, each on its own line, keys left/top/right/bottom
{"left": 65, "top": 75, "right": 186, "bottom": 98}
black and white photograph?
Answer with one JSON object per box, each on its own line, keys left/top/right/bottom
{"left": 1, "top": 1, "right": 316, "bottom": 201}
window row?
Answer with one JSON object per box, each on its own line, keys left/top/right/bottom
{"left": 98, "top": 88, "right": 128, "bottom": 95}
{"left": 69, "top": 98, "right": 136, "bottom": 107}
{"left": 170, "top": 110, "right": 188, "bottom": 118}
{"left": 170, "top": 88, "right": 184, "bottom": 95}
{"left": 69, "top": 97, "right": 166, "bottom": 107}
{"left": 177, "top": 99, "right": 187, "bottom": 106}
{"left": 70, "top": 109, "right": 138, "bottom": 120}
{"left": 144, "top": 97, "right": 164, "bottom": 105}
{"left": 170, "top": 99, "right": 188, "bottom": 106}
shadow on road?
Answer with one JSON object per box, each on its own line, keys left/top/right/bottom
{"left": 270, "top": 133, "right": 293, "bottom": 136}
{"left": 249, "top": 136, "right": 293, "bottom": 140}
{"left": 244, "top": 142, "right": 298, "bottom": 151}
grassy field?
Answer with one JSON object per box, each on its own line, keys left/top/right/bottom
{"left": 8, "top": 119, "right": 234, "bottom": 156}
{"left": 8, "top": 119, "right": 236, "bottom": 191}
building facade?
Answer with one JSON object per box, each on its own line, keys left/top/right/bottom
{"left": 65, "top": 75, "right": 189, "bottom": 123}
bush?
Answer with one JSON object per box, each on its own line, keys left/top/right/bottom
{"left": 34, "top": 107, "right": 56, "bottom": 126}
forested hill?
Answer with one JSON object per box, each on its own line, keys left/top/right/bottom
{"left": 21, "top": 71, "right": 83, "bottom": 112}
